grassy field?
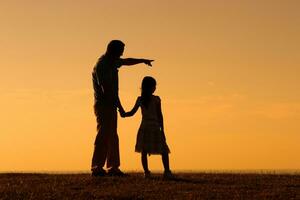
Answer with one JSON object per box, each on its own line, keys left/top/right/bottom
{"left": 0, "top": 172, "right": 299, "bottom": 199}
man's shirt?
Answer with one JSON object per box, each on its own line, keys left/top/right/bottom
{"left": 92, "top": 56, "right": 122, "bottom": 106}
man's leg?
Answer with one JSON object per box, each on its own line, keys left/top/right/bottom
{"left": 106, "top": 108, "right": 120, "bottom": 169}
{"left": 91, "top": 104, "right": 109, "bottom": 172}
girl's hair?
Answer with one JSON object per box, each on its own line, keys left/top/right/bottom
{"left": 105, "top": 40, "right": 125, "bottom": 58}
{"left": 141, "top": 76, "right": 156, "bottom": 108}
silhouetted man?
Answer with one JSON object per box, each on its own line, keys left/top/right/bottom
{"left": 91, "top": 40, "right": 153, "bottom": 176}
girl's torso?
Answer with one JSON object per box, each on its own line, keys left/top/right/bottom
{"left": 140, "top": 95, "right": 160, "bottom": 124}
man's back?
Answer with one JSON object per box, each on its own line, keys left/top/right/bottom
{"left": 92, "top": 56, "right": 120, "bottom": 105}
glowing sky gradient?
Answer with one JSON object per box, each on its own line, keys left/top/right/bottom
{"left": 1, "top": 0, "right": 299, "bottom": 171}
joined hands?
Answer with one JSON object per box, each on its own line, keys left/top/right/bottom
{"left": 118, "top": 109, "right": 128, "bottom": 118}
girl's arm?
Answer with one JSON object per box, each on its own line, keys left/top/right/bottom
{"left": 124, "top": 97, "right": 141, "bottom": 117}
{"left": 157, "top": 98, "right": 167, "bottom": 141}
{"left": 117, "top": 97, "right": 126, "bottom": 117}
{"left": 119, "top": 58, "right": 154, "bottom": 67}
{"left": 157, "top": 97, "right": 164, "bottom": 132}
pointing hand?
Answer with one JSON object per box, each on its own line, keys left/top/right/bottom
{"left": 144, "top": 59, "right": 154, "bottom": 67}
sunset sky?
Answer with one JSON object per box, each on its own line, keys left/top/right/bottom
{"left": 1, "top": 0, "right": 299, "bottom": 172}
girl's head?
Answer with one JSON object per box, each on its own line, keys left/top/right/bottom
{"left": 141, "top": 76, "right": 157, "bottom": 107}
{"left": 105, "top": 40, "right": 125, "bottom": 58}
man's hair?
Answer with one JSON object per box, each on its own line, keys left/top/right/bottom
{"left": 105, "top": 40, "right": 125, "bottom": 57}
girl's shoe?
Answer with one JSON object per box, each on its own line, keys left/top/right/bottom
{"left": 163, "top": 170, "right": 174, "bottom": 180}
{"left": 144, "top": 171, "right": 151, "bottom": 179}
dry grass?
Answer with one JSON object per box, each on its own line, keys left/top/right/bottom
{"left": 0, "top": 172, "right": 299, "bottom": 199}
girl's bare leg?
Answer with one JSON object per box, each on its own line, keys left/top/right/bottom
{"left": 162, "top": 153, "right": 170, "bottom": 172}
{"left": 141, "top": 151, "right": 149, "bottom": 173}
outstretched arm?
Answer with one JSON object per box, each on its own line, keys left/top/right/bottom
{"left": 120, "top": 58, "right": 154, "bottom": 67}
{"left": 124, "top": 97, "right": 141, "bottom": 117}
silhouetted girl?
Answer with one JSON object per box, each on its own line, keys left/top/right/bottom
{"left": 122, "top": 76, "right": 172, "bottom": 178}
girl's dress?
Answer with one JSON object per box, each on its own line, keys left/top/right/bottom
{"left": 135, "top": 95, "right": 170, "bottom": 154}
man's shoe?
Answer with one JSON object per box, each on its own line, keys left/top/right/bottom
{"left": 107, "top": 168, "right": 126, "bottom": 177}
{"left": 91, "top": 168, "right": 106, "bottom": 177}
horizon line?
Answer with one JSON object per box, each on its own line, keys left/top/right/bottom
{"left": 1, "top": 169, "right": 299, "bottom": 175}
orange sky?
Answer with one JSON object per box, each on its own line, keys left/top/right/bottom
{"left": 1, "top": 0, "right": 299, "bottom": 172}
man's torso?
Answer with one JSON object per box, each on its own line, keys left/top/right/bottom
{"left": 93, "top": 56, "right": 120, "bottom": 106}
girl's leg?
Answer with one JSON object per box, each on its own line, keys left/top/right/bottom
{"left": 141, "top": 151, "right": 149, "bottom": 173}
{"left": 162, "top": 152, "right": 170, "bottom": 172}
{"left": 162, "top": 153, "right": 173, "bottom": 179}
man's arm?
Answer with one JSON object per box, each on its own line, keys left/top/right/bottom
{"left": 120, "top": 58, "right": 154, "bottom": 67}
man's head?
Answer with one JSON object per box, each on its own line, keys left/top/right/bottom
{"left": 105, "top": 40, "right": 125, "bottom": 58}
